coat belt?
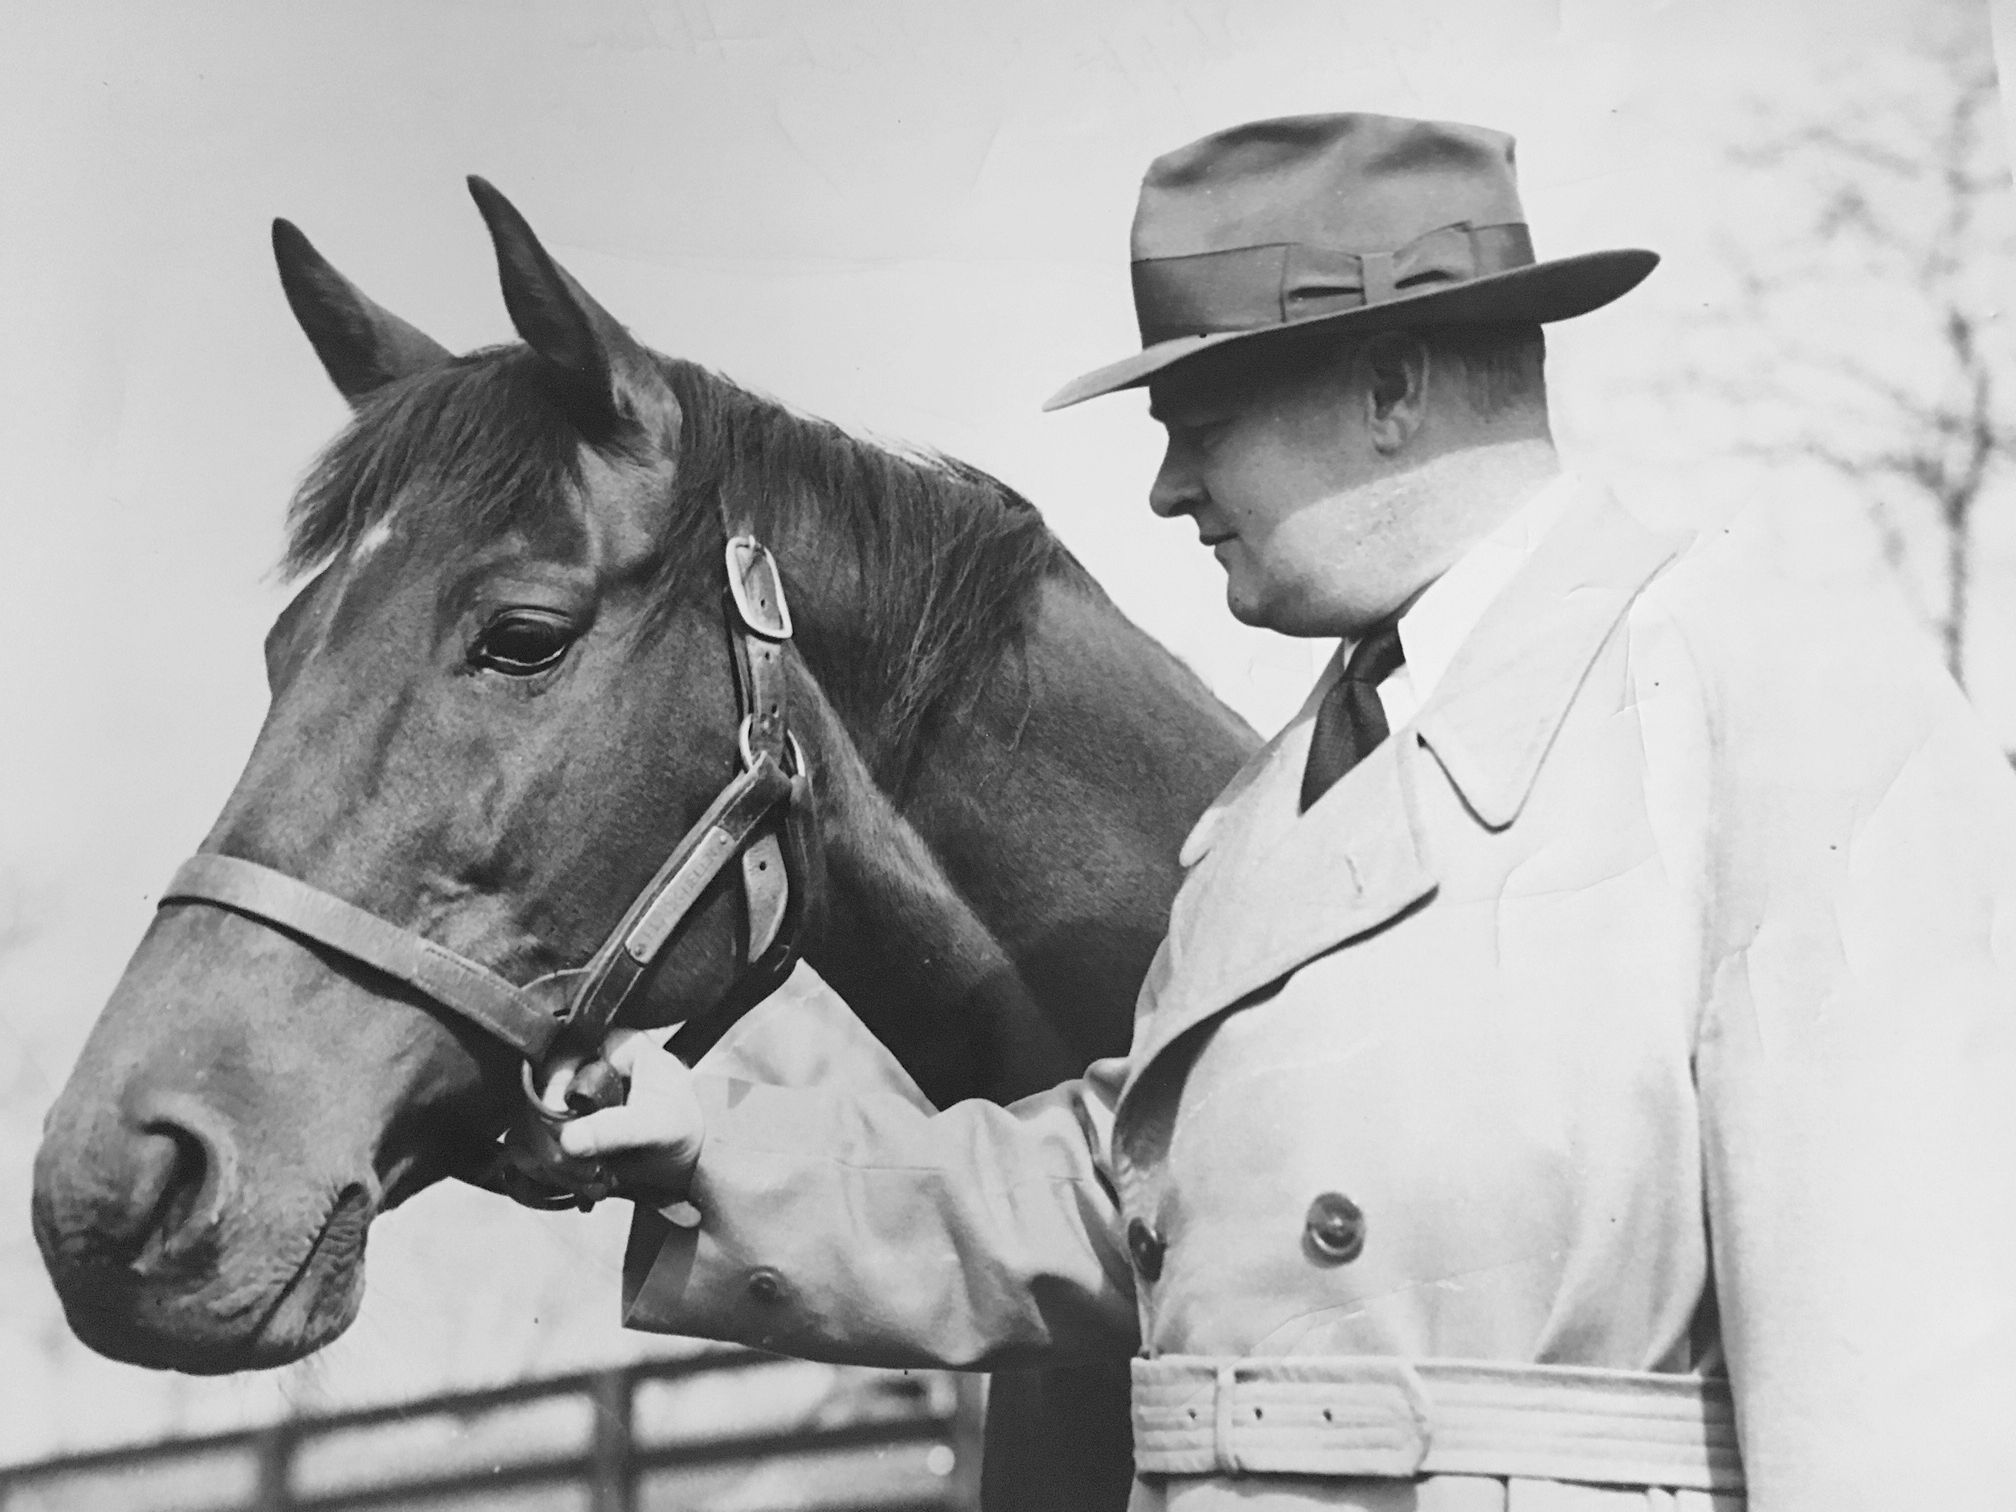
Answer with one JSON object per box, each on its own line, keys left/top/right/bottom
{"left": 1131, "top": 1357, "right": 1744, "bottom": 1492}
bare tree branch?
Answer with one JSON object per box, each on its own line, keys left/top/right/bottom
{"left": 1663, "top": 0, "right": 2016, "bottom": 688}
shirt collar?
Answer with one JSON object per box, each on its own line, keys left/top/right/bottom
{"left": 1389, "top": 469, "right": 1580, "bottom": 710}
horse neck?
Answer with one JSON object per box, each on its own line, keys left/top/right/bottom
{"left": 801, "top": 569, "right": 1257, "bottom": 1105}
{"left": 794, "top": 696, "right": 1085, "bottom": 1107}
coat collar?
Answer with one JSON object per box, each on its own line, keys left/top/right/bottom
{"left": 1412, "top": 482, "right": 1687, "bottom": 829}
{"left": 1131, "top": 485, "right": 1687, "bottom": 1082}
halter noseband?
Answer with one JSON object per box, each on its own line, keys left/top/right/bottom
{"left": 156, "top": 532, "right": 818, "bottom": 1209}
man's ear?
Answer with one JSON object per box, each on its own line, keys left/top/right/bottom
{"left": 1359, "top": 331, "right": 1431, "bottom": 454}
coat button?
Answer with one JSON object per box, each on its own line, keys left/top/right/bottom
{"left": 1126, "top": 1217, "right": 1166, "bottom": 1282}
{"left": 1303, "top": 1192, "right": 1365, "bottom": 1264}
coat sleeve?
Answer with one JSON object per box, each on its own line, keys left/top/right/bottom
{"left": 1683, "top": 569, "right": 2016, "bottom": 1507}
{"left": 618, "top": 1053, "right": 1140, "bottom": 1370}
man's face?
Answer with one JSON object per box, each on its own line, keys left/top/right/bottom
{"left": 1148, "top": 339, "right": 1398, "bottom": 637}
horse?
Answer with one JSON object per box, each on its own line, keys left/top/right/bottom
{"left": 30, "top": 180, "right": 1258, "bottom": 1510}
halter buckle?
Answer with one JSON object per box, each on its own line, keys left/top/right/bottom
{"left": 725, "top": 536, "right": 793, "bottom": 641}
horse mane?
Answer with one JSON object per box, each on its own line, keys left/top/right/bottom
{"left": 286, "top": 346, "right": 1090, "bottom": 778}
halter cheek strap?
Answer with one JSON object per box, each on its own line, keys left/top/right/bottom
{"left": 560, "top": 743, "right": 798, "bottom": 1038}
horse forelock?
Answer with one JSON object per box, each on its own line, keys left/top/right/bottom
{"left": 284, "top": 348, "right": 587, "bottom": 580}
{"left": 285, "top": 343, "right": 1086, "bottom": 780}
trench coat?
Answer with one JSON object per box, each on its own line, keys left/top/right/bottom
{"left": 622, "top": 484, "right": 2016, "bottom": 1509}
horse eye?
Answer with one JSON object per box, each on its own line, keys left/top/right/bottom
{"left": 471, "top": 611, "right": 575, "bottom": 675}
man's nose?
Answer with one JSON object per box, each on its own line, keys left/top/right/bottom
{"left": 1149, "top": 446, "right": 1201, "bottom": 519}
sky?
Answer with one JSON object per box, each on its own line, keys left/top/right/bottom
{"left": 2, "top": 0, "right": 2011, "bottom": 1466}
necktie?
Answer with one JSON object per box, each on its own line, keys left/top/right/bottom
{"left": 1299, "top": 620, "right": 1406, "bottom": 812}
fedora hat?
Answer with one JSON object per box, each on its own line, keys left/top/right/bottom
{"left": 1043, "top": 112, "right": 1657, "bottom": 411}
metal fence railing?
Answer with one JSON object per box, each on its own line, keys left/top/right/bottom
{"left": 0, "top": 1349, "right": 985, "bottom": 1512}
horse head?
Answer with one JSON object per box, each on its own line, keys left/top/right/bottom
{"left": 31, "top": 181, "right": 848, "bottom": 1370}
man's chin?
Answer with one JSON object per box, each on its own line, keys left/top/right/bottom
{"left": 1222, "top": 577, "right": 1272, "bottom": 630}
{"left": 1224, "top": 585, "right": 1322, "bottom": 638}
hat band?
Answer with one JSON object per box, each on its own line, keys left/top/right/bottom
{"left": 1132, "top": 221, "right": 1535, "bottom": 346}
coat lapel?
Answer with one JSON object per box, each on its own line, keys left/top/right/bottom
{"left": 1130, "top": 485, "right": 1689, "bottom": 1084}
{"left": 1134, "top": 685, "right": 1437, "bottom": 1077}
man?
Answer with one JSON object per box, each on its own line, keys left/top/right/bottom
{"left": 567, "top": 114, "right": 2016, "bottom": 1508}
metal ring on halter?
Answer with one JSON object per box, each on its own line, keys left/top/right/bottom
{"left": 737, "top": 718, "right": 807, "bottom": 778}
{"left": 505, "top": 1058, "right": 613, "bottom": 1204}
{"left": 520, "top": 1057, "right": 573, "bottom": 1120}
{"left": 519, "top": 1051, "right": 631, "bottom": 1118}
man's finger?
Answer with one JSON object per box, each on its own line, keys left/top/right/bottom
{"left": 558, "top": 1103, "right": 699, "bottom": 1160}
{"left": 596, "top": 1027, "right": 657, "bottom": 1076}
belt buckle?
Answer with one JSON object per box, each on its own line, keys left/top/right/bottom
{"left": 1212, "top": 1358, "right": 1435, "bottom": 1476}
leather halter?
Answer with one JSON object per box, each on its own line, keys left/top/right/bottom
{"left": 156, "top": 533, "right": 818, "bottom": 1208}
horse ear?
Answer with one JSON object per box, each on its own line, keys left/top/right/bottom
{"left": 272, "top": 219, "right": 453, "bottom": 405}
{"left": 466, "top": 176, "right": 681, "bottom": 444}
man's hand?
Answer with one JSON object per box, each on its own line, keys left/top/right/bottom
{"left": 557, "top": 1029, "right": 705, "bottom": 1205}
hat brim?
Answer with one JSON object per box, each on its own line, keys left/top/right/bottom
{"left": 1042, "top": 247, "right": 1658, "bottom": 412}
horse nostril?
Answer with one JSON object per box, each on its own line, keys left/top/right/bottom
{"left": 126, "top": 1093, "right": 240, "bottom": 1268}
{"left": 142, "top": 1126, "right": 209, "bottom": 1254}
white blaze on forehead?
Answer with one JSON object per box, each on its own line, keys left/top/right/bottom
{"left": 351, "top": 517, "right": 396, "bottom": 562}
